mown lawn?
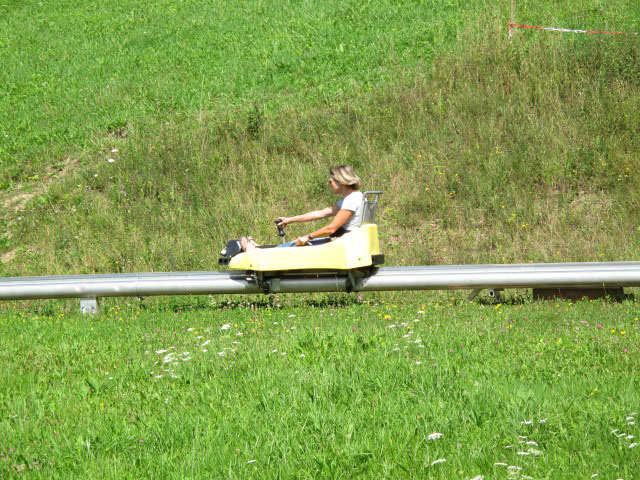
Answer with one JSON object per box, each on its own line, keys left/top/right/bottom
{"left": 1, "top": 294, "right": 639, "bottom": 478}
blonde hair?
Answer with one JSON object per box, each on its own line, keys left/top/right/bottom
{"left": 330, "top": 165, "right": 362, "bottom": 190}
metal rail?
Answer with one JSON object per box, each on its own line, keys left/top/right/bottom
{"left": 0, "top": 262, "right": 638, "bottom": 313}
{"left": 356, "top": 262, "right": 640, "bottom": 291}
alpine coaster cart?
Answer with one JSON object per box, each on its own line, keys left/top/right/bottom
{"left": 218, "top": 191, "right": 385, "bottom": 293}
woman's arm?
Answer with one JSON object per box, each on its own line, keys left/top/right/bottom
{"left": 293, "top": 209, "right": 353, "bottom": 245}
{"left": 277, "top": 205, "right": 339, "bottom": 226}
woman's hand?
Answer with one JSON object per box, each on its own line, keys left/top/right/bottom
{"left": 276, "top": 217, "right": 292, "bottom": 227}
{"left": 294, "top": 235, "right": 311, "bottom": 246}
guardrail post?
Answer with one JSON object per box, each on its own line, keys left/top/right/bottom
{"left": 80, "top": 297, "right": 100, "bottom": 315}
{"left": 487, "top": 288, "right": 503, "bottom": 301}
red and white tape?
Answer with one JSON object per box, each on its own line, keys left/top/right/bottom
{"left": 508, "top": 23, "right": 637, "bottom": 36}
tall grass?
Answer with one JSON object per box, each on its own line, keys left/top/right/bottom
{"left": 1, "top": 12, "right": 638, "bottom": 276}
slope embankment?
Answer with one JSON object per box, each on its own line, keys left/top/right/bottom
{"left": 1, "top": 17, "right": 638, "bottom": 276}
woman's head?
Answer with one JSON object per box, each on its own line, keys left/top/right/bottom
{"left": 329, "top": 165, "right": 362, "bottom": 191}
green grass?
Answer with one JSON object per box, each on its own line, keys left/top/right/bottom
{"left": 2, "top": 1, "right": 640, "bottom": 477}
{"left": 1, "top": 0, "right": 474, "bottom": 181}
{"left": 1, "top": 294, "right": 639, "bottom": 478}
{"left": 1, "top": 1, "right": 639, "bottom": 274}
{"left": 1, "top": 0, "right": 638, "bottom": 182}
{"left": 1, "top": 8, "right": 639, "bottom": 276}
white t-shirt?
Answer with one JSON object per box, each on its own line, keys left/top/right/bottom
{"left": 335, "top": 191, "right": 363, "bottom": 231}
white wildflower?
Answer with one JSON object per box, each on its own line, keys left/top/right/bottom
{"left": 517, "top": 451, "right": 530, "bottom": 456}
{"left": 427, "top": 432, "right": 443, "bottom": 440}
{"left": 539, "top": 418, "right": 548, "bottom": 423}
{"left": 494, "top": 462, "right": 508, "bottom": 466}
{"left": 415, "top": 361, "right": 422, "bottom": 365}
{"left": 247, "top": 459, "right": 256, "bottom": 464}
{"left": 507, "top": 466, "right": 522, "bottom": 471}
{"left": 300, "top": 354, "right": 306, "bottom": 358}
{"left": 202, "top": 340, "right": 211, "bottom": 347}
{"left": 611, "top": 429, "right": 619, "bottom": 434}
{"left": 162, "top": 353, "right": 176, "bottom": 363}
{"left": 430, "top": 458, "right": 446, "bottom": 466}
{"left": 626, "top": 416, "right": 635, "bottom": 421}
{"left": 629, "top": 443, "right": 638, "bottom": 449}
{"left": 272, "top": 349, "right": 278, "bottom": 353}
{"left": 627, "top": 435, "right": 635, "bottom": 440}
{"left": 156, "top": 349, "right": 167, "bottom": 354}
{"left": 521, "top": 420, "right": 532, "bottom": 425}
{"left": 470, "top": 476, "right": 484, "bottom": 480}
{"left": 107, "top": 158, "right": 115, "bottom": 163}
{"left": 220, "top": 324, "right": 231, "bottom": 330}
{"left": 111, "top": 148, "right": 118, "bottom": 153}
{"left": 187, "top": 328, "right": 194, "bottom": 331}
{"left": 217, "top": 352, "right": 225, "bottom": 356}
{"left": 288, "top": 314, "right": 296, "bottom": 317}
{"left": 528, "top": 448, "right": 543, "bottom": 455}
{"left": 524, "top": 441, "right": 538, "bottom": 446}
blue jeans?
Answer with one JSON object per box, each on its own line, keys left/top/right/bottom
{"left": 276, "top": 237, "right": 331, "bottom": 248}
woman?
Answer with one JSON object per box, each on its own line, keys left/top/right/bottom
{"left": 242, "top": 165, "right": 363, "bottom": 251}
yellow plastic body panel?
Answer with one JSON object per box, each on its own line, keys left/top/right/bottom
{"left": 229, "top": 224, "right": 381, "bottom": 271}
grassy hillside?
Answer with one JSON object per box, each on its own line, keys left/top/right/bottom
{"left": 1, "top": 0, "right": 476, "bottom": 182}
{"left": 1, "top": 0, "right": 637, "bottom": 183}
{"left": 0, "top": 1, "right": 639, "bottom": 275}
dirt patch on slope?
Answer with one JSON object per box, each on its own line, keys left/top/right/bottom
{"left": 1, "top": 157, "right": 79, "bottom": 264}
